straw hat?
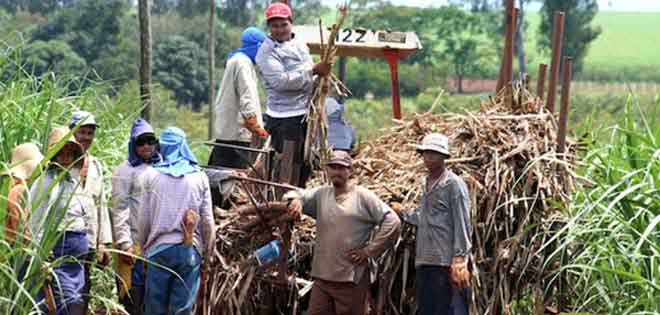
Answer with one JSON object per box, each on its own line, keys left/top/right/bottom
{"left": 48, "top": 127, "right": 84, "bottom": 167}
{"left": 2, "top": 143, "right": 44, "bottom": 180}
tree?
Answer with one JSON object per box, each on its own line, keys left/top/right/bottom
{"left": 153, "top": 35, "right": 209, "bottom": 110}
{"left": 538, "top": 0, "right": 601, "bottom": 74}
{"left": 29, "top": 0, "right": 137, "bottom": 86}
{"left": 22, "top": 40, "right": 87, "bottom": 76}
{"left": 139, "top": 0, "right": 152, "bottom": 120}
{"left": 436, "top": 6, "right": 498, "bottom": 93}
{"left": 0, "top": 0, "right": 73, "bottom": 14}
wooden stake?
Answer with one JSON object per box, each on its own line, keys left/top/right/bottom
{"left": 536, "top": 63, "right": 548, "bottom": 99}
{"left": 138, "top": 0, "right": 152, "bottom": 120}
{"left": 557, "top": 57, "right": 572, "bottom": 154}
{"left": 546, "top": 11, "right": 565, "bottom": 113}
{"left": 496, "top": 0, "right": 515, "bottom": 92}
{"left": 208, "top": 0, "right": 216, "bottom": 140}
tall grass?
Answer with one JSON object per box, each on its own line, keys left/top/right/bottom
{"left": 548, "top": 96, "right": 660, "bottom": 314}
{"left": 0, "top": 41, "right": 140, "bottom": 313}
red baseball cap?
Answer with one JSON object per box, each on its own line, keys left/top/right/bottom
{"left": 265, "top": 2, "right": 293, "bottom": 21}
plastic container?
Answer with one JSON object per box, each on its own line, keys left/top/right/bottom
{"left": 255, "top": 240, "right": 281, "bottom": 266}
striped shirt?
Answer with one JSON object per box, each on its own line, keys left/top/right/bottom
{"left": 136, "top": 168, "right": 215, "bottom": 259}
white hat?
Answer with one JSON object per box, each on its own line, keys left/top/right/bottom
{"left": 69, "top": 110, "right": 98, "bottom": 128}
{"left": 415, "top": 133, "right": 450, "bottom": 156}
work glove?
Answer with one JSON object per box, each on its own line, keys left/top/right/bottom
{"left": 450, "top": 256, "right": 471, "bottom": 289}
{"left": 244, "top": 115, "right": 269, "bottom": 138}
{"left": 312, "top": 61, "right": 332, "bottom": 76}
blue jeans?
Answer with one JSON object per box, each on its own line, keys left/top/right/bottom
{"left": 39, "top": 231, "right": 89, "bottom": 315}
{"left": 144, "top": 244, "right": 201, "bottom": 315}
{"left": 416, "top": 265, "right": 470, "bottom": 315}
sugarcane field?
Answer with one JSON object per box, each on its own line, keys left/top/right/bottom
{"left": 1, "top": 1, "right": 658, "bottom": 315}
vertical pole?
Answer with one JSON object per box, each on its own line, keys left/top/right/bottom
{"left": 139, "top": 0, "right": 152, "bottom": 120}
{"left": 536, "top": 63, "right": 548, "bottom": 99}
{"left": 208, "top": 0, "right": 216, "bottom": 140}
{"left": 557, "top": 57, "right": 572, "bottom": 154}
{"left": 496, "top": 0, "right": 515, "bottom": 92}
{"left": 546, "top": 11, "right": 565, "bottom": 113}
{"left": 384, "top": 49, "right": 402, "bottom": 120}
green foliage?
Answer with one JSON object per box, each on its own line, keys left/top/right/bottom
{"left": 30, "top": 0, "right": 137, "bottom": 87}
{"left": 547, "top": 98, "right": 660, "bottom": 313}
{"left": 0, "top": 48, "right": 139, "bottom": 313}
{"left": 434, "top": 6, "right": 498, "bottom": 92}
{"left": 538, "top": 0, "right": 601, "bottom": 74}
{"left": 152, "top": 11, "right": 237, "bottom": 68}
{"left": 0, "top": 0, "right": 73, "bottom": 14}
{"left": 22, "top": 40, "right": 87, "bottom": 77}
{"left": 153, "top": 35, "right": 209, "bottom": 110}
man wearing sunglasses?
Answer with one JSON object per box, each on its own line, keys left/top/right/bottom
{"left": 111, "top": 118, "right": 161, "bottom": 315}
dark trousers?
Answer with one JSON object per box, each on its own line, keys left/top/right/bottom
{"left": 416, "top": 265, "right": 470, "bottom": 315}
{"left": 208, "top": 139, "right": 251, "bottom": 207}
{"left": 118, "top": 260, "right": 145, "bottom": 315}
{"left": 264, "top": 114, "right": 311, "bottom": 186}
{"left": 39, "top": 231, "right": 89, "bottom": 315}
{"left": 307, "top": 274, "right": 369, "bottom": 315}
{"left": 208, "top": 139, "right": 251, "bottom": 169}
{"left": 81, "top": 252, "right": 95, "bottom": 312}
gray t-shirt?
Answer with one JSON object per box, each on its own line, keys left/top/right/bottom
{"left": 301, "top": 185, "right": 401, "bottom": 284}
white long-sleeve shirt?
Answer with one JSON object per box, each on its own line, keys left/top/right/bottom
{"left": 213, "top": 53, "right": 263, "bottom": 142}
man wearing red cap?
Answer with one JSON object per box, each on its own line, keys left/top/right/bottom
{"left": 256, "top": 2, "right": 331, "bottom": 185}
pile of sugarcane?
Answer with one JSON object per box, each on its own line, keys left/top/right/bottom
{"left": 345, "top": 85, "right": 581, "bottom": 314}
{"left": 198, "top": 83, "right": 581, "bottom": 315}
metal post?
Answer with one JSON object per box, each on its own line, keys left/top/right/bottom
{"left": 557, "top": 57, "right": 572, "bottom": 154}
{"left": 384, "top": 49, "right": 402, "bottom": 120}
{"left": 546, "top": 11, "right": 565, "bottom": 113}
{"left": 537, "top": 63, "right": 548, "bottom": 99}
{"left": 208, "top": 0, "right": 216, "bottom": 140}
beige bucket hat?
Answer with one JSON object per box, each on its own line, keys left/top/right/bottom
{"left": 2, "top": 143, "right": 44, "bottom": 180}
{"left": 48, "top": 127, "right": 84, "bottom": 168}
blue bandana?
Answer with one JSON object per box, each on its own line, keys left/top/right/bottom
{"left": 228, "top": 27, "right": 266, "bottom": 64}
{"left": 153, "top": 127, "right": 199, "bottom": 177}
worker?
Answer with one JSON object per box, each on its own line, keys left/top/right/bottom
{"left": 68, "top": 110, "right": 113, "bottom": 312}
{"left": 210, "top": 26, "right": 268, "bottom": 170}
{"left": 325, "top": 96, "right": 356, "bottom": 153}
{"left": 111, "top": 118, "right": 161, "bottom": 315}
{"left": 256, "top": 2, "right": 332, "bottom": 185}
{"left": 137, "top": 127, "right": 215, "bottom": 315}
{"left": 2, "top": 143, "right": 43, "bottom": 244}
{"left": 287, "top": 150, "right": 401, "bottom": 315}
{"left": 30, "top": 127, "right": 87, "bottom": 315}
{"left": 397, "top": 133, "right": 472, "bottom": 315}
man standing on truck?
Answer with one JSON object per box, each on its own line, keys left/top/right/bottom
{"left": 256, "top": 2, "right": 332, "bottom": 185}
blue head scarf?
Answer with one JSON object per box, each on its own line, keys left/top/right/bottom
{"left": 153, "top": 127, "right": 199, "bottom": 177}
{"left": 128, "top": 119, "right": 161, "bottom": 167}
{"left": 228, "top": 27, "right": 266, "bottom": 64}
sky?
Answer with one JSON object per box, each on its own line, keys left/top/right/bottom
{"left": 321, "top": 0, "right": 660, "bottom": 12}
